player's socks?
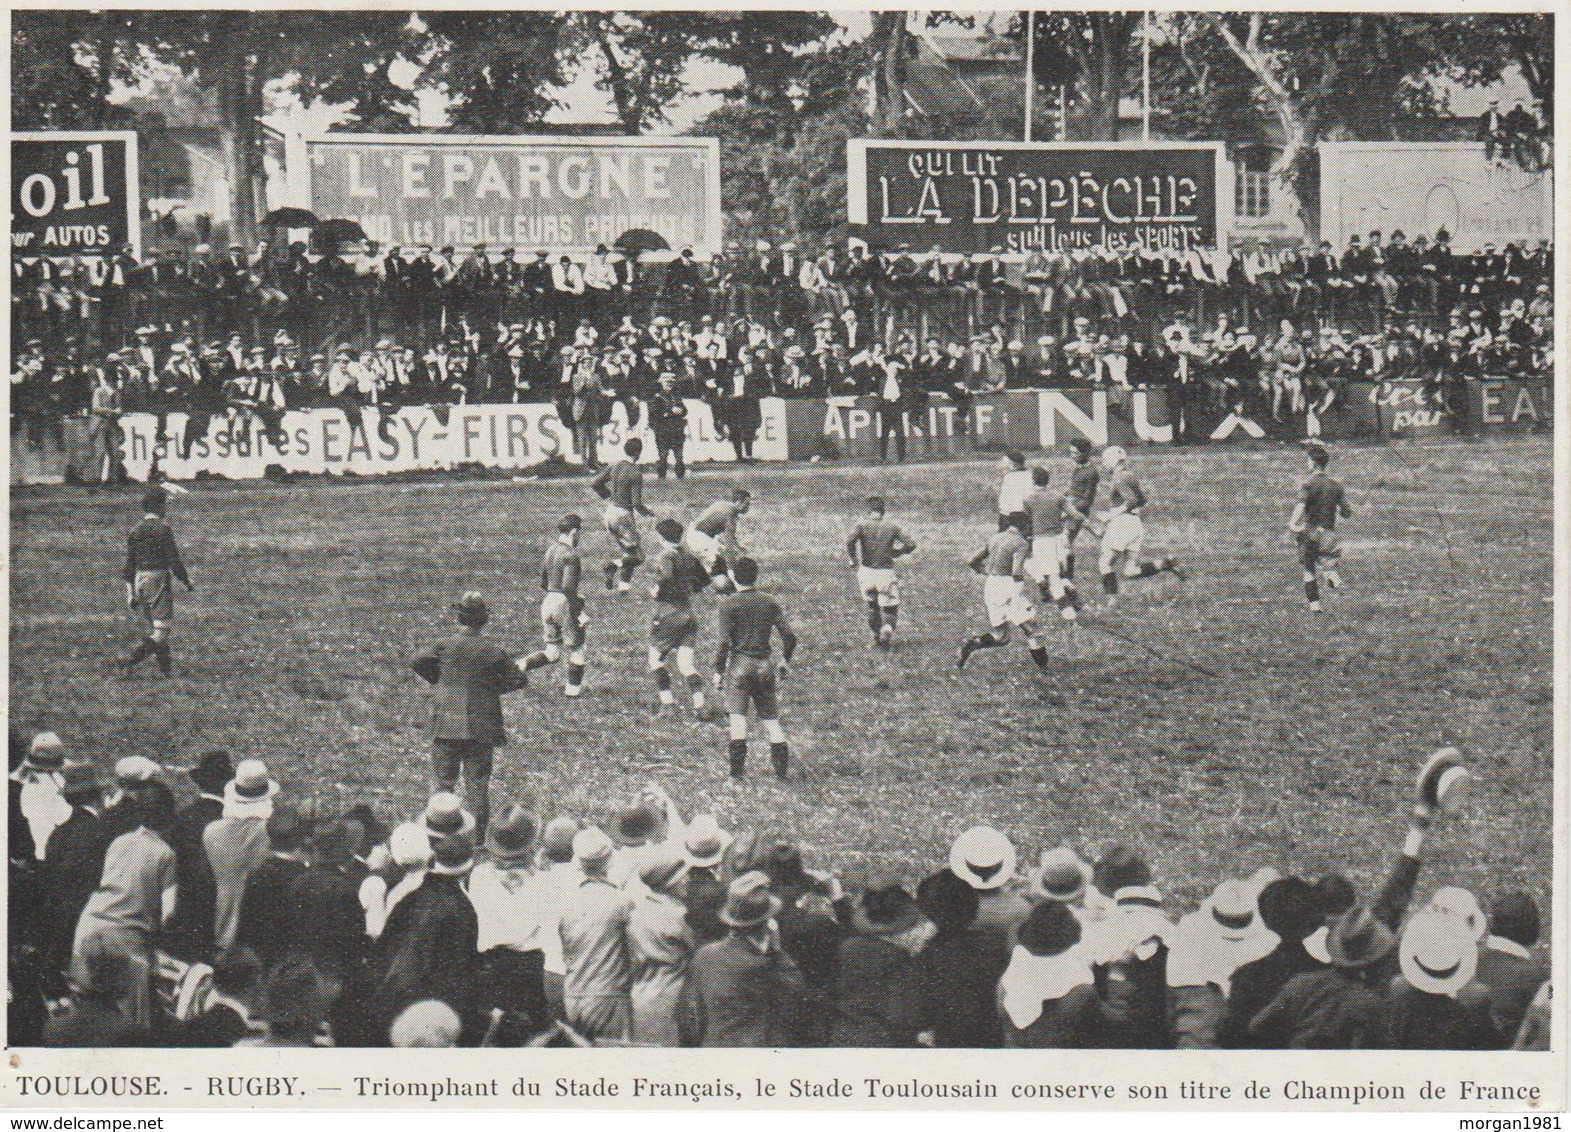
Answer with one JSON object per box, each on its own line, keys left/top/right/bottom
{"left": 565, "top": 664, "right": 586, "bottom": 696}
{"left": 153, "top": 643, "right": 173, "bottom": 675}
{"left": 1305, "top": 579, "right": 1320, "bottom": 606}
{"left": 1057, "top": 594, "right": 1078, "bottom": 621}
{"left": 618, "top": 559, "right": 638, "bottom": 588}
{"left": 654, "top": 667, "right": 675, "bottom": 705}
{"left": 877, "top": 623, "right": 894, "bottom": 646}
{"left": 1102, "top": 572, "right": 1119, "bottom": 595}
{"left": 957, "top": 633, "right": 1001, "bottom": 668}
{"left": 866, "top": 602, "right": 883, "bottom": 636}
{"left": 689, "top": 676, "right": 707, "bottom": 713}
{"left": 1065, "top": 553, "right": 1076, "bottom": 580}
{"left": 728, "top": 740, "right": 747, "bottom": 778}
{"left": 1133, "top": 561, "right": 1163, "bottom": 579}
{"left": 124, "top": 638, "right": 155, "bottom": 670}
{"left": 603, "top": 561, "right": 618, "bottom": 590}
{"left": 883, "top": 607, "right": 898, "bottom": 632}
{"left": 1028, "top": 645, "right": 1049, "bottom": 671}
{"left": 769, "top": 742, "right": 790, "bottom": 780}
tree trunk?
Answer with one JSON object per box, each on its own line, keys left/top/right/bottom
{"left": 870, "top": 12, "right": 912, "bottom": 135}
{"left": 595, "top": 29, "right": 643, "bottom": 134}
{"left": 1068, "top": 14, "right": 1136, "bottom": 141}
{"left": 215, "top": 56, "right": 263, "bottom": 247}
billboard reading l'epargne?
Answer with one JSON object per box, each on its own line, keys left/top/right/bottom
{"left": 847, "top": 140, "right": 1226, "bottom": 254}
{"left": 304, "top": 134, "right": 722, "bottom": 255}
{"left": 11, "top": 132, "right": 140, "bottom": 257}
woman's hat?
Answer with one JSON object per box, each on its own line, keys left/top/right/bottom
{"left": 223, "top": 759, "right": 278, "bottom": 808}
{"left": 683, "top": 814, "right": 730, "bottom": 870}
{"left": 851, "top": 878, "right": 922, "bottom": 935}
{"left": 485, "top": 805, "right": 537, "bottom": 865}
{"left": 421, "top": 792, "right": 476, "bottom": 841}
{"left": 1399, "top": 910, "right": 1478, "bottom": 997}
{"left": 719, "top": 871, "right": 782, "bottom": 930}
{"left": 949, "top": 826, "right": 1016, "bottom": 891}
{"left": 187, "top": 750, "right": 234, "bottom": 795}
{"left": 22, "top": 732, "right": 66, "bottom": 773}
{"left": 1325, "top": 906, "right": 1397, "bottom": 968}
{"left": 1030, "top": 847, "right": 1091, "bottom": 903}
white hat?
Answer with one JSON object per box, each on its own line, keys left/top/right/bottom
{"left": 949, "top": 826, "right": 1016, "bottom": 891}
{"left": 223, "top": 759, "right": 279, "bottom": 809}
{"left": 573, "top": 826, "right": 614, "bottom": 865}
{"left": 1426, "top": 886, "right": 1487, "bottom": 941}
{"left": 1400, "top": 910, "right": 1477, "bottom": 997}
{"left": 683, "top": 814, "right": 731, "bottom": 870}
{"left": 1101, "top": 445, "right": 1127, "bottom": 471}
{"left": 388, "top": 822, "right": 433, "bottom": 867}
{"left": 1204, "top": 880, "right": 1261, "bottom": 941}
{"left": 114, "top": 755, "right": 164, "bottom": 786}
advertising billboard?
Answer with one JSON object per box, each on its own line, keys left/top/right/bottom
{"left": 1319, "top": 142, "right": 1552, "bottom": 253}
{"left": 297, "top": 133, "right": 722, "bottom": 255}
{"left": 11, "top": 131, "right": 140, "bottom": 257}
{"left": 847, "top": 139, "right": 1227, "bottom": 254}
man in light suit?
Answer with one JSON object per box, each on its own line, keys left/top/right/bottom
{"left": 411, "top": 593, "right": 529, "bottom": 839}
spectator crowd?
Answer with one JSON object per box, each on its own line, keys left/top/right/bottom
{"left": 11, "top": 231, "right": 1555, "bottom": 471}
{"left": 8, "top": 731, "right": 1550, "bottom": 1052}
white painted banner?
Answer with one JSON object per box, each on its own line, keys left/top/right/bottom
{"left": 116, "top": 398, "right": 785, "bottom": 482}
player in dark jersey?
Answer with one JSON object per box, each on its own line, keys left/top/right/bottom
{"left": 647, "top": 517, "right": 713, "bottom": 716}
{"left": 686, "top": 488, "right": 750, "bottom": 592}
{"left": 520, "top": 514, "right": 588, "bottom": 696}
{"left": 1096, "top": 445, "right": 1183, "bottom": 608}
{"left": 1022, "top": 467, "right": 1089, "bottom": 620}
{"left": 120, "top": 485, "right": 193, "bottom": 677}
{"left": 714, "top": 557, "right": 798, "bottom": 779}
{"left": 1064, "top": 437, "right": 1100, "bottom": 586}
{"left": 846, "top": 496, "right": 917, "bottom": 647}
{"left": 590, "top": 437, "right": 655, "bottom": 593}
{"left": 1288, "top": 439, "right": 1352, "bottom": 611}
{"left": 957, "top": 515, "right": 1050, "bottom": 672}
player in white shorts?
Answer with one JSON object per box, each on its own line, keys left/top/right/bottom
{"left": 1096, "top": 446, "right": 1184, "bottom": 608}
{"left": 845, "top": 495, "right": 917, "bottom": 647}
{"left": 957, "top": 515, "right": 1049, "bottom": 672}
{"left": 685, "top": 488, "right": 750, "bottom": 591}
{"left": 1021, "top": 465, "right": 1089, "bottom": 620}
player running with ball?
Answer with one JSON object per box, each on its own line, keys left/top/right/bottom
{"left": 647, "top": 517, "right": 714, "bottom": 716}
{"left": 956, "top": 515, "right": 1051, "bottom": 673}
{"left": 1288, "top": 439, "right": 1351, "bottom": 611}
{"left": 1096, "top": 445, "right": 1184, "bottom": 608}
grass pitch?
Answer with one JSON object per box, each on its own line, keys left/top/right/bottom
{"left": 8, "top": 436, "right": 1554, "bottom": 912}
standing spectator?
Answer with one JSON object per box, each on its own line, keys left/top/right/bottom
{"left": 69, "top": 782, "right": 178, "bottom": 1029}
{"left": 626, "top": 846, "right": 696, "bottom": 1046}
{"left": 828, "top": 879, "right": 929, "bottom": 1047}
{"left": 360, "top": 833, "right": 478, "bottom": 1045}
{"left": 14, "top": 731, "right": 71, "bottom": 861}
{"left": 679, "top": 872, "right": 809, "bottom": 1047}
{"left": 948, "top": 826, "right": 1030, "bottom": 967}
{"left": 203, "top": 759, "right": 277, "bottom": 953}
{"left": 410, "top": 592, "right": 529, "bottom": 841}
{"left": 913, "top": 868, "right": 996, "bottom": 1048}
{"left": 559, "top": 826, "right": 633, "bottom": 1042}
{"left": 1475, "top": 891, "right": 1548, "bottom": 1038}
{"left": 161, "top": 752, "right": 231, "bottom": 961}
{"left": 997, "top": 900, "right": 1102, "bottom": 1049}
{"left": 1247, "top": 906, "right": 1395, "bottom": 1048}
{"left": 1387, "top": 910, "right": 1500, "bottom": 1049}
{"left": 234, "top": 803, "right": 311, "bottom": 967}
{"left": 289, "top": 819, "right": 369, "bottom": 992}
{"left": 1215, "top": 875, "right": 1323, "bottom": 1047}
{"left": 1166, "top": 878, "right": 1277, "bottom": 1049}
{"left": 38, "top": 760, "right": 112, "bottom": 997}
{"left": 467, "top": 806, "right": 550, "bottom": 1042}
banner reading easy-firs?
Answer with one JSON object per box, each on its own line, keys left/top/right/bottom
{"left": 116, "top": 399, "right": 784, "bottom": 481}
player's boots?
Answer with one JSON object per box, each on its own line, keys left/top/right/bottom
{"left": 1161, "top": 556, "right": 1187, "bottom": 581}
{"left": 957, "top": 638, "right": 978, "bottom": 669}
{"left": 603, "top": 561, "right": 618, "bottom": 590}
{"left": 877, "top": 624, "right": 894, "bottom": 648}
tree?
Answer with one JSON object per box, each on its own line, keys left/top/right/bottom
{"left": 11, "top": 10, "right": 134, "bottom": 131}
{"left": 414, "top": 13, "right": 566, "bottom": 134}
{"left": 1023, "top": 12, "right": 1143, "bottom": 141}
{"left": 119, "top": 12, "right": 420, "bottom": 244}
{"left": 1429, "top": 14, "right": 1553, "bottom": 112}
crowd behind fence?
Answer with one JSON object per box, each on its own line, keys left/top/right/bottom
{"left": 11, "top": 232, "right": 1554, "bottom": 474}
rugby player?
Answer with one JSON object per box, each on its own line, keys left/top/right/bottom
{"left": 590, "top": 436, "right": 655, "bottom": 593}
{"left": 1288, "top": 439, "right": 1352, "bottom": 611}
{"left": 1097, "top": 445, "right": 1184, "bottom": 608}
{"left": 714, "top": 557, "right": 798, "bottom": 780}
{"left": 957, "top": 515, "right": 1050, "bottom": 672}
{"left": 119, "top": 485, "right": 194, "bottom": 677}
{"left": 686, "top": 488, "right": 750, "bottom": 591}
{"left": 1021, "top": 467, "right": 1088, "bottom": 620}
{"left": 846, "top": 496, "right": 917, "bottom": 647}
{"left": 647, "top": 517, "right": 713, "bottom": 716}
{"left": 520, "top": 514, "right": 589, "bottom": 696}
{"left": 1063, "top": 437, "right": 1100, "bottom": 587}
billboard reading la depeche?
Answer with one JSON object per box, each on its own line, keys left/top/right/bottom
{"left": 11, "top": 131, "right": 141, "bottom": 257}
{"left": 847, "top": 140, "right": 1225, "bottom": 255}
{"left": 302, "top": 134, "right": 722, "bottom": 255}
